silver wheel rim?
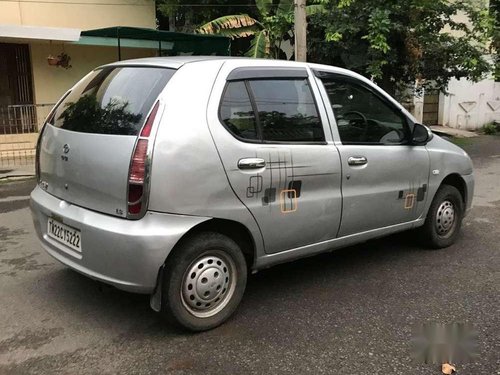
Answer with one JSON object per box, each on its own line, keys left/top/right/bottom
{"left": 181, "top": 251, "right": 236, "bottom": 318}
{"left": 436, "top": 200, "right": 456, "bottom": 236}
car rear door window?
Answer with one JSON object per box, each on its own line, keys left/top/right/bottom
{"left": 219, "top": 77, "right": 325, "bottom": 143}
{"left": 249, "top": 79, "right": 324, "bottom": 142}
{"left": 51, "top": 67, "right": 175, "bottom": 135}
{"left": 220, "top": 81, "right": 258, "bottom": 140}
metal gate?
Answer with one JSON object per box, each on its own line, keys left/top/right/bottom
{"left": 0, "top": 43, "right": 37, "bottom": 134}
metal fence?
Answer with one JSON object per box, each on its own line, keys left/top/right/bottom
{"left": 0, "top": 103, "right": 54, "bottom": 135}
{"left": 0, "top": 103, "right": 54, "bottom": 168}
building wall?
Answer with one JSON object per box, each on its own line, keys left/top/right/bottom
{"left": 0, "top": 0, "right": 155, "bottom": 29}
{"left": 30, "top": 42, "right": 157, "bottom": 108}
{"left": 433, "top": 1, "right": 499, "bottom": 130}
{"left": 438, "top": 77, "right": 500, "bottom": 130}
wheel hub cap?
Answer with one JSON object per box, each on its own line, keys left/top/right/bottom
{"left": 181, "top": 253, "right": 234, "bottom": 318}
{"left": 436, "top": 200, "right": 455, "bottom": 235}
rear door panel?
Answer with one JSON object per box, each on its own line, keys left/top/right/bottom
{"left": 207, "top": 61, "right": 342, "bottom": 254}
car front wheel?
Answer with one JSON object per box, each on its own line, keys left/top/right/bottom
{"left": 421, "top": 185, "right": 464, "bottom": 249}
{"left": 161, "top": 232, "right": 247, "bottom": 331}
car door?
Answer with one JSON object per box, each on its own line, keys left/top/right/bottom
{"left": 313, "top": 71, "right": 430, "bottom": 237}
{"left": 207, "top": 64, "right": 342, "bottom": 254}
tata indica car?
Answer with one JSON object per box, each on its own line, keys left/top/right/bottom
{"left": 30, "top": 57, "right": 474, "bottom": 331}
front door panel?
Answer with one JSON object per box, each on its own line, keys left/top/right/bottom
{"left": 313, "top": 70, "right": 431, "bottom": 237}
{"left": 337, "top": 144, "right": 429, "bottom": 236}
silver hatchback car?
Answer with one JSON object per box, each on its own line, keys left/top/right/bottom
{"left": 31, "top": 57, "right": 474, "bottom": 331}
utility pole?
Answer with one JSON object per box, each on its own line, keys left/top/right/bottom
{"left": 294, "top": 0, "right": 307, "bottom": 62}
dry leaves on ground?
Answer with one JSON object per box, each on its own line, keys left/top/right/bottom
{"left": 442, "top": 363, "right": 456, "bottom": 374}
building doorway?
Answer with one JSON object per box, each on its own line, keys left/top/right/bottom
{"left": 423, "top": 91, "right": 440, "bottom": 126}
{"left": 0, "top": 43, "right": 36, "bottom": 134}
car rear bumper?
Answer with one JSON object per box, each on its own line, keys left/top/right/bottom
{"left": 30, "top": 186, "right": 209, "bottom": 293}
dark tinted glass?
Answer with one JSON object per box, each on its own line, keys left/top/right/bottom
{"left": 249, "top": 79, "right": 324, "bottom": 142}
{"left": 51, "top": 67, "right": 175, "bottom": 135}
{"left": 220, "top": 81, "right": 258, "bottom": 140}
{"left": 320, "top": 77, "right": 407, "bottom": 144}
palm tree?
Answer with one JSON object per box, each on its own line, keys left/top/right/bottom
{"left": 198, "top": 0, "right": 318, "bottom": 58}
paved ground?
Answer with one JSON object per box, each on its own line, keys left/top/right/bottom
{"left": 0, "top": 164, "right": 35, "bottom": 180}
{"left": 0, "top": 136, "right": 499, "bottom": 375}
{"left": 429, "top": 126, "right": 478, "bottom": 138}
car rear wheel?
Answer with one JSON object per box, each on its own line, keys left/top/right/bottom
{"left": 161, "top": 232, "right": 247, "bottom": 331}
{"left": 421, "top": 185, "right": 464, "bottom": 249}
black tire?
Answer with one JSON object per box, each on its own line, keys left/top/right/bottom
{"left": 421, "top": 185, "right": 464, "bottom": 249}
{"left": 161, "top": 232, "right": 247, "bottom": 331}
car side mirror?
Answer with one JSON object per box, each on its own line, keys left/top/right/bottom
{"left": 412, "top": 123, "right": 433, "bottom": 145}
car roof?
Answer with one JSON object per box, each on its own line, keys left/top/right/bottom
{"left": 101, "top": 56, "right": 363, "bottom": 81}
{"left": 101, "top": 56, "right": 323, "bottom": 70}
{"left": 102, "top": 56, "right": 241, "bottom": 69}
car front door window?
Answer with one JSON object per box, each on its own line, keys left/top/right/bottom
{"left": 321, "top": 78, "right": 409, "bottom": 145}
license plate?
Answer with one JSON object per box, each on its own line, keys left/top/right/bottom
{"left": 47, "top": 217, "right": 81, "bottom": 252}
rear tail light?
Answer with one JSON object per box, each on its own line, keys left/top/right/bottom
{"left": 36, "top": 109, "right": 57, "bottom": 181}
{"left": 127, "top": 101, "right": 159, "bottom": 216}
{"left": 35, "top": 129, "right": 43, "bottom": 181}
{"left": 140, "top": 101, "right": 159, "bottom": 138}
{"left": 129, "top": 139, "right": 148, "bottom": 184}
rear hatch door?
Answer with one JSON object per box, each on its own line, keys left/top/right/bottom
{"left": 39, "top": 66, "right": 174, "bottom": 217}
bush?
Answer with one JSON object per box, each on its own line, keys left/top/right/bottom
{"left": 483, "top": 123, "right": 497, "bottom": 135}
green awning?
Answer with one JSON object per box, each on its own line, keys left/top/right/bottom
{"left": 79, "top": 26, "right": 230, "bottom": 57}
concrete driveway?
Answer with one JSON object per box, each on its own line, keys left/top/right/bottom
{"left": 0, "top": 136, "right": 499, "bottom": 375}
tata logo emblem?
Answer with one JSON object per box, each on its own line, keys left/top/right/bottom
{"left": 61, "top": 144, "right": 70, "bottom": 161}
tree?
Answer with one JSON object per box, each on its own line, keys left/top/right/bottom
{"left": 491, "top": 0, "right": 499, "bottom": 80}
{"left": 307, "top": 0, "right": 494, "bottom": 98}
{"left": 156, "top": 0, "right": 255, "bottom": 33}
{"left": 195, "top": 0, "right": 322, "bottom": 58}
{"left": 196, "top": 0, "right": 296, "bottom": 58}
{"left": 157, "top": 0, "right": 260, "bottom": 56}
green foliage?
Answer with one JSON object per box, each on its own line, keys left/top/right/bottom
{"left": 198, "top": 15, "right": 262, "bottom": 37}
{"left": 308, "top": 0, "right": 494, "bottom": 97}
{"left": 483, "top": 122, "right": 498, "bottom": 135}
{"left": 491, "top": 0, "right": 500, "bottom": 81}
{"left": 193, "top": 0, "right": 324, "bottom": 58}
{"left": 246, "top": 29, "right": 271, "bottom": 57}
{"left": 195, "top": 0, "right": 295, "bottom": 58}
{"left": 156, "top": 0, "right": 256, "bottom": 33}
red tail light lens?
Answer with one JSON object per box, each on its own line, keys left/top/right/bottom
{"left": 129, "top": 139, "right": 148, "bottom": 184}
{"left": 127, "top": 101, "right": 160, "bottom": 216}
{"left": 140, "top": 101, "right": 159, "bottom": 138}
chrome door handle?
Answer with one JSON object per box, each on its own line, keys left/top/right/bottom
{"left": 347, "top": 156, "right": 367, "bottom": 166}
{"left": 238, "top": 158, "right": 266, "bottom": 170}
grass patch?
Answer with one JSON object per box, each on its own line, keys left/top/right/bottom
{"left": 449, "top": 137, "right": 473, "bottom": 148}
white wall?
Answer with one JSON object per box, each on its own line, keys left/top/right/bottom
{"left": 30, "top": 43, "right": 157, "bottom": 106}
{"left": 439, "top": 78, "right": 500, "bottom": 130}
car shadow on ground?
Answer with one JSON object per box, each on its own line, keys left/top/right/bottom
{"left": 38, "top": 228, "right": 435, "bottom": 336}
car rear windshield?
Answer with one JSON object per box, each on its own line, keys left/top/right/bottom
{"left": 49, "top": 67, "right": 175, "bottom": 135}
